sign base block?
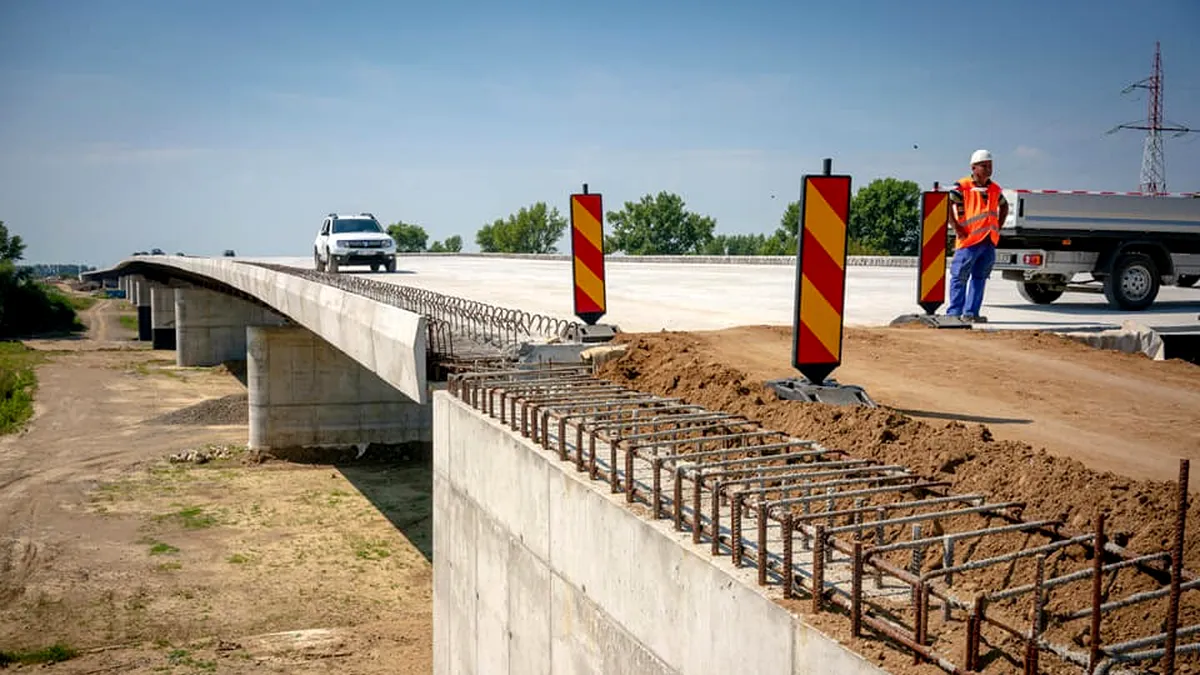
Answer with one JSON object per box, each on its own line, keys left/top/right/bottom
{"left": 559, "top": 323, "right": 620, "bottom": 344}
{"left": 889, "top": 313, "right": 974, "bottom": 329}
{"left": 765, "top": 377, "right": 877, "bottom": 407}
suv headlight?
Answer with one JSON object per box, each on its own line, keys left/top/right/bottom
{"left": 381, "top": 238, "right": 395, "bottom": 248}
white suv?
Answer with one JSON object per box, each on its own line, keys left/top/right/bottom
{"left": 313, "top": 212, "right": 396, "bottom": 273}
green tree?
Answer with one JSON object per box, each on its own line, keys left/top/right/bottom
{"left": 0, "top": 222, "right": 26, "bottom": 262}
{"left": 0, "top": 221, "right": 84, "bottom": 338}
{"left": 849, "top": 178, "right": 921, "bottom": 255}
{"left": 605, "top": 191, "right": 717, "bottom": 255}
{"left": 427, "top": 235, "right": 461, "bottom": 253}
{"left": 702, "top": 233, "right": 768, "bottom": 256}
{"left": 476, "top": 202, "right": 566, "bottom": 254}
{"left": 387, "top": 222, "right": 428, "bottom": 252}
{"left": 762, "top": 201, "right": 801, "bottom": 255}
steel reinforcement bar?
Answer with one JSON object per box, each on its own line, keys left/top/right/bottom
{"left": 245, "top": 261, "right": 584, "bottom": 360}
{"left": 447, "top": 366, "right": 1200, "bottom": 675}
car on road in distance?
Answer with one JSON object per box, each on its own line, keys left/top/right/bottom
{"left": 223, "top": 249, "right": 236, "bottom": 257}
{"left": 313, "top": 212, "right": 396, "bottom": 273}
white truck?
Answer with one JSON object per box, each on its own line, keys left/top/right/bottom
{"left": 994, "top": 190, "right": 1200, "bottom": 310}
{"left": 313, "top": 212, "right": 396, "bottom": 273}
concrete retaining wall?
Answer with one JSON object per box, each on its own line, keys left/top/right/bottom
{"left": 432, "top": 390, "right": 886, "bottom": 675}
{"left": 401, "top": 251, "right": 921, "bottom": 268}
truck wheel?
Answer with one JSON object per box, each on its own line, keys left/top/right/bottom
{"left": 1103, "top": 251, "right": 1159, "bottom": 311}
{"left": 328, "top": 257, "right": 340, "bottom": 274}
{"left": 314, "top": 249, "right": 324, "bottom": 272}
{"left": 1018, "top": 282, "right": 1064, "bottom": 305}
{"left": 1177, "top": 274, "right": 1199, "bottom": 288}
{"left": 385, "top": 258, "right": 396, "bottom": 273}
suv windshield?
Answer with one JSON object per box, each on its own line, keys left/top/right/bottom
{"left": 331, "top": 218, "right": 383, "bottom": 234}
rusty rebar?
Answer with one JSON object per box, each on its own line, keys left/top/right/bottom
{"left": 852, "top": 539, "right": 863, "bottom": 636}
{"left": 812, "top": 524, "right": 826, "bottom": 613}
{"left": 1089, "top": 512, "right": 1106, "bottom": 673}
{"left": 448, "top": 368, "right": 1200, "bottom": 675}
{"left": 1163, "top": 458, "right": 1189, "bottom": 675}
{"left": 783, "top": 513, "right": 795, "bottom": 599}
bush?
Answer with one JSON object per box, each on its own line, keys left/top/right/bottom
{"left": 0, "top": 342, "right": 40, "bottom": 435}
{"left": 0, "top": 274, "right": 85, "bottom": 339}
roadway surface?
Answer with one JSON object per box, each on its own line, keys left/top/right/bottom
{"left": 244, "top": 255, "right": 1200, "bottom": 334}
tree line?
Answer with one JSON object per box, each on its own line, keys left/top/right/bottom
{"left": 0, "top": 221, "right": 87, "bottom": 338}
{"left": 386, "top": 177, "right": 927, "bottom": 257}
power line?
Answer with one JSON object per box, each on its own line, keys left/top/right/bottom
{"left": 1106, "top": 41, "right": 1196, "bottom": 194}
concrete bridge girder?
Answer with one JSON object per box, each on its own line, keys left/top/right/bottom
{"left": 102, "top": 257, "right": 432, "bottom": 453}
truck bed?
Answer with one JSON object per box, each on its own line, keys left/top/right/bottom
{"left": 1003, "top": 190, "right": 1200, "bottom": 238}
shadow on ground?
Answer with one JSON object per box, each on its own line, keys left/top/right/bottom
{"left": 338, "top": 457, "right": 433, "bottom": 562}
{"left": 251, "top": 443, "right": 434, "bottom": 561}
{"left": 890, "top": 407, "right": 1033, "bottom": 426}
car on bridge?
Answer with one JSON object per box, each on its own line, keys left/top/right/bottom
{"left": 313, "top": 212, "right": 396, "bottom": 273}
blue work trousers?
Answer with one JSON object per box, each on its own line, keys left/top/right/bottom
{"left": 946, "top": 241, "right": 996, "bottom": 317}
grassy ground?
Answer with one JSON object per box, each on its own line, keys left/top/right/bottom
{"left": 0, "top": 341, "right": 43, "bottom": 435}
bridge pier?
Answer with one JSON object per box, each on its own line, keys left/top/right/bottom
{"left": 247, "top": 325, "right": 430, "bottom": 452}
{"left": 175, "top": 287, "right": 286, "bottom": 367}
{"left": 131, "top": 275, "right": 152, "bottom": 342}
{"left": 149, "top": 282, "right": 176, "bottom": 350}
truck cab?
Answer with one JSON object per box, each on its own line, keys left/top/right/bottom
{"left": 313, "top": 212, "right": 396, "bottom": 273}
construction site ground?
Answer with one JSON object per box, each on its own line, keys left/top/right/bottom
{"left": 0, "top": 297, "right": 431, "bottom": 674}
{"left": 595, "top": 324, "right": 1200, "bottom": 673}
{"left": 4, "top": 291, "right": 1200, "bottom": 673}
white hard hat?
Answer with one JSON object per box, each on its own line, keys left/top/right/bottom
{"left": 971, "top": 149, "right": 993, "bottom": 164}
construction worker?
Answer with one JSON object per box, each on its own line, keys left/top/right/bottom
{"left": 946, "top": 149, "right": 1008, "bottom": 322}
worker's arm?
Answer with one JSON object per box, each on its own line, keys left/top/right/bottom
{"left": 998, "top": 197, "right": 1009, "bottom": 231}
{"left": 948, "top": 183, "right": 967, "bottom": 237}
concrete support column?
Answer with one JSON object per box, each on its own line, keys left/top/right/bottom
{"left": 175, "top": 287, "right": 287, "bottom": 367}
{"left": 247, "top": 324, "right": 431, "bottom": 451}
{"left": 131, "top": 275, "right": 152, "bottom": 342}
{"left": 149, "top": 283, "right": 177, "bottom": 350}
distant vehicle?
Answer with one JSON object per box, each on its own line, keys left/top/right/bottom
{"left": 175, "top": 251, "right": 185, "bottom": 256}
{"left": 223, "top": 249, "right": 236, "bottom": 257}
{"left": 150, "top": 247, "right": 164, "bottom": 255}
{"left": 313, "top": 212, "right": 396, "bottom": 273}
{"left": 995, "top": 190, "right": 1200, "bottom": 310}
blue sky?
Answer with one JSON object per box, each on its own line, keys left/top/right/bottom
{"left": 2, "top": 0, "right": 1198, "bottom": 265}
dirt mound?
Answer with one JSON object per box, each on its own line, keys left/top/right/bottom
{"left": 595, "top": 331, "right": 1200, "bottom": 658}
{"left": 146, "top": 394, "right": 249, "bottom": 426}
{"left": 599, "top": 331, "right": 1199, "bottom": 565}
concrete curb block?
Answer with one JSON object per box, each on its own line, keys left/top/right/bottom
{"left": 398, "top": 252, "right": 920, "bottom": 268}
{"left": 107, "top": 256, "right": 429, "bottom": 404}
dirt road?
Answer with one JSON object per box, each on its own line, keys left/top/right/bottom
{"left": 676, "top": 324, "right": 1200, "bottom": 488}
{"left": 1, "top": 299, "right": 432, "bottom": 673}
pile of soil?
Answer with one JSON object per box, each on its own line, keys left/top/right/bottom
{"left": 594, "top": 330, "right": 1200, "bottom": 661}
{"left": 146, "top": 393, "right": 249, "bottom": 426}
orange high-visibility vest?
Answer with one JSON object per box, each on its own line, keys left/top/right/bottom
{"left": 954, "top": 176, "right": 1003, "bottom": 249}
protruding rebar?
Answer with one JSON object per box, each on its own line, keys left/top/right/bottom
{"left": 1162, "top": 458, "right": 1189, "bottom": 675}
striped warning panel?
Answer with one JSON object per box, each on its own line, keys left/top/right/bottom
{"left": 792, "top": 174, "right": 851, "bottom": 384}
{"left": 569, "top": 191, "right": 607, "bottom": 325}
{"left": 918, "top": 190, "right": 949, "bottom": 313}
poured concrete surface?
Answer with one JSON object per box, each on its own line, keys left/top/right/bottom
{"left": 245, "top": 255, "right": 1200, "bottom": 334}
{"left": 433, "top": 390, "right": 887, "bottom": 675}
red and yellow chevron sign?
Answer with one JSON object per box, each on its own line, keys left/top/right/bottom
{"left": 792, "top": 174, "right": 851, "bottom": 384}
{"left": 918, "top": 190, "right": 949, "bottom": 314}
{"left": 569, "top": 191, "right": 607, "bottom": 325}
